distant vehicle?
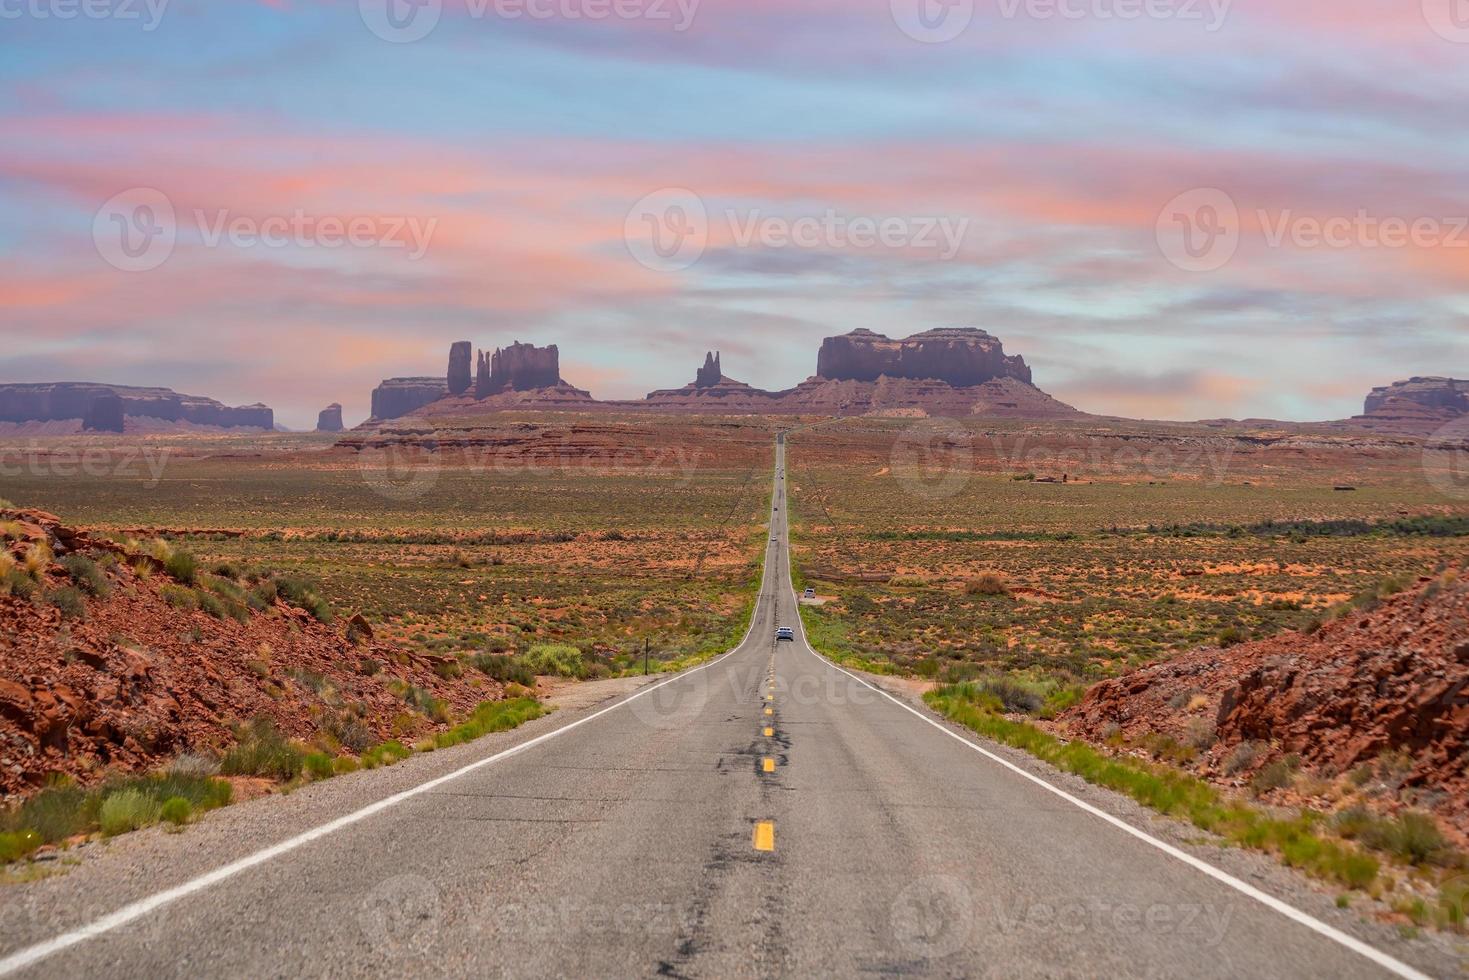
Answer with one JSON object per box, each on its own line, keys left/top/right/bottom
{"left": 775, "top": 627, "right": 795, "bottom": 641}
{"left": 803, "top": 587, "right": 816, "bottom": 599}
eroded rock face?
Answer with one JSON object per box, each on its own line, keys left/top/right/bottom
{"left": 1365, "top": 377, "right": 1469, "bottom": 415}
{"left": 316, "top": 403, "right": 344, "bottom": 432}
{"left": 369, "top": 378, "right": 446, "bottom": 420}
{"left": 82, "top": 394, "right": 125, "bottom": 433}
{"left": 1350, "top": 377, "right": 1469, "bottom": 435}
{"left": 696, "top": 352, "right": 723, "bottom": 388}
{"left": 0, "top": 383, "right": 273, "bottom": 430}
{"left": 447, "top": 341, "right": 473, "bottom": 396}
{"left": 477, "top": 342, "right": 561, "bottom": 396}
{"left": 816, "top": 328, "right": 1033, "bottom": 387}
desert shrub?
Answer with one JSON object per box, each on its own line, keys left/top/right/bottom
{"left": 163, "top": 548, "right": 198, "bottom": 585}
{"left": 1217, "top": 626, "right": 1248, "bottom": 648}
{"left": 159, "top": 797, "right": 192, "bottom": 825}
{"left": 46, "top": 586, "right": 87, "bottom": 620}
{"left": 0, "top": 829, "right": 42, "bottom": 863}
{"left": 398, "top": 683, "right": 450, "bottom": 722}
{"left": 168, "top": 753, "right": 219, "bottom": 778}
{"left": 203, "top": 574, "right": 246, "bottom": 604}
{"left": 246, "top": 579, "right": 278, "bottom": 611}
{"left": 196, "top": 590, "right": 228, "bottom": 620}
{"left": 276, "top": 576, "right": 332, "bottom": 623}
{"left": 4, "top": 782, "right": 92, "bottom": 843}
{"left": 21, "top": 542, "right": 52, "bottom": 578}
{"left": 433, "top": 697, "right": 545, "bottom": 749}
{"left": 1184, "top": 717, "right": 1217, "bottom": 750}
{"left": 212, "top": 561, "right": 241, "bottom": 579}
{"left": 324, "top": 711, "right": 376, "bottom": 753}
{"left": 360, "top": 740, "right": 411, "bottom": 769}
{"left": 1250, "top": 758, "right": 1296, "bottom": 795}
{"left": 220, "top": 717, "right": 304, "bottom": 780}
{"left": 357, "top": 656, "right": 382, "bottom": 677}
{"left": 952, "top": 676, "right": 1044, "bottom": 714}
{"left": 98, "top": 790, "right": 160, "bottom": 837}
{"left": 1223, "top": 741, "right": 1264, "bottom": 775}
{"left": 965, "top": 572, "right": 1010, "bottom": 596}
{"left": 522, "top": 644, "right": 586, "bottom": 678}
{"left": 303, "top": 752, "right": 335, "bottom": 781}
{"left": 1361, "top": 810, "right": 1455, "bottom": 866}
{"left": 432, "top": 658, "right": 464, "bottom": 681}
{"left": 159, "top": 583, "right": 197, "bottom": 611}
{"left": 1, "top": 566, "right": 35, "bottom": 599}
{"left": 60, "top": 554, "right": 110, "bottom": 597}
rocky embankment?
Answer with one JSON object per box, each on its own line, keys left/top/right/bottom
{"left": 0, "top": 508, "right": 497, "bottom": 800}
{"left": 1061, "top": 569, "right": 1469, "bottom": 834}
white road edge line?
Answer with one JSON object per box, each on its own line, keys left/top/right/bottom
{"left": 0, "top": 455, "right": 787, "bottom": 978}
{"left": 775, "top": 446, "right": 1429, "bottom": 980}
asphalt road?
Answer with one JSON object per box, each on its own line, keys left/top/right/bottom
{"left": 0, "top": 439, "right": 1450, "bottom": 978}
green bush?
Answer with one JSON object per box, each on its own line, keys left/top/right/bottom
{"left": 160, "top": 583, "right": 198, "bottom": 611}
{"left": 1, "top": 567, "right": 36, "bottom": 598}
{"left": 60, "top": 554, "right": 110, "bottom": 597}
{"left": 360, "top": 740, "right": 411, "bottom": 769}
{"left": 46, "top": 586, "right": 87, "bottom": 620}
{"left": 164, "top": 549, "right": 198, "bottom": 585}
{"left": 471, "top": 653, "right": 537, "bottom": 686}
{"left": 159, "top": 797, "right": 192, "bottom": 826}
{"left": 276, "top": 577, "right": 332, "bottom": 622}
{"left": 398, "top": 683, "right": 450, "bottom": 722}
{"left": 196, "top": 590, "right": 228, "bottom": 620}
{"left": 433, "top": 698, "right": 545, "bottom": 749}
{"left": 98, "top": 790, "right": 160, "bottom": 837}
{"left": 523, "top": 644, "right": 587, "bottom": 678}
{"left": 0, "top": 829, "right": 42, "bottom": 862}
{"left": 303, "top": 752, "right": 335, "bottom": 781}
{"left": 246, "top": 579, "right": 279, "bottom": 611}
{"left": 1361, "top": 810, "right": 1455, "bottom": 866}
{"left": 220, "top": 717, "right": 304, "bottom": 780}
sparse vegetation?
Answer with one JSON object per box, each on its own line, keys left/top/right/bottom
{"left": 60, "top": 554, "right": 110, "bottom": 597}
{"left": 220, "top": 717, "right": 305, "bottom": 780}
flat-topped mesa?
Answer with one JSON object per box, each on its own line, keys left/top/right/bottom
{"left": 816, "top": 327, "right": 1033, "bottom": 387}
{"left": 476, "top": 341, "right": 561, "bottom": 398}
{"left": 0, "top": 382, "right": 274, "bottom": 431}
{"left": 1364, "top": 377, "right": 1469, "bottom": 416}
{"left": 447, "top": 341, "right": 473, "bottom": 396}
{"left": 370, "top": 377, "right": 446, "bottom": 421}
{"left": 695, "top": 352, "right": 722, "bottom": 388}
{"left": 316, "top": 403, "right": 344, "bottom": 432}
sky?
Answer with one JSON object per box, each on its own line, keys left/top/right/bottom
{"left": 1, "top": 0, "right": 1466, "bottom": 430}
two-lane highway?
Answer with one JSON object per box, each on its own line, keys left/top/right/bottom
{"left": 0, "top": 438, "right": 1439, "bottom": 978}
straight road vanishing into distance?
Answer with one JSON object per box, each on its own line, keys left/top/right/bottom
{"left": 0, "top": 438, "right": 1438, "bottom": 978}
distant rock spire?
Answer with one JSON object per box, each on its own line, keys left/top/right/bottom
{"left": 695, "top": 351, "right": 722, "bottom": 388}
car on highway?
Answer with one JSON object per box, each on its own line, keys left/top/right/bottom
{"left": 775, "top": 627, "right": 795, "bottom": 641}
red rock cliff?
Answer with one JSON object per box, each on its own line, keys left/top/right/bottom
{"left": 816, "top": 328, "right": 1033, "bottom": 387}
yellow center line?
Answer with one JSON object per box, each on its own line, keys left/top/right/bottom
{"left": 765, "top": 694, "right": 773, "bottom": 701}
{"left": 753, "top": 821, "right": 775, "bottom": 852}
{"left": 763, "top": 727, "right": 774, "bottom": 737}
{"left": 764, "top": 707, "right": 773, "bottom": 716}
{"left": 762, "top": 757, "right": 776, "bottom": 773}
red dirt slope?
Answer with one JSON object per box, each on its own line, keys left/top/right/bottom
{"left": 1062, "top": 569, "right": 1469, "bottom": 830}
{"left": 0, "top": 508, "right": 499, "bottom": 801}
